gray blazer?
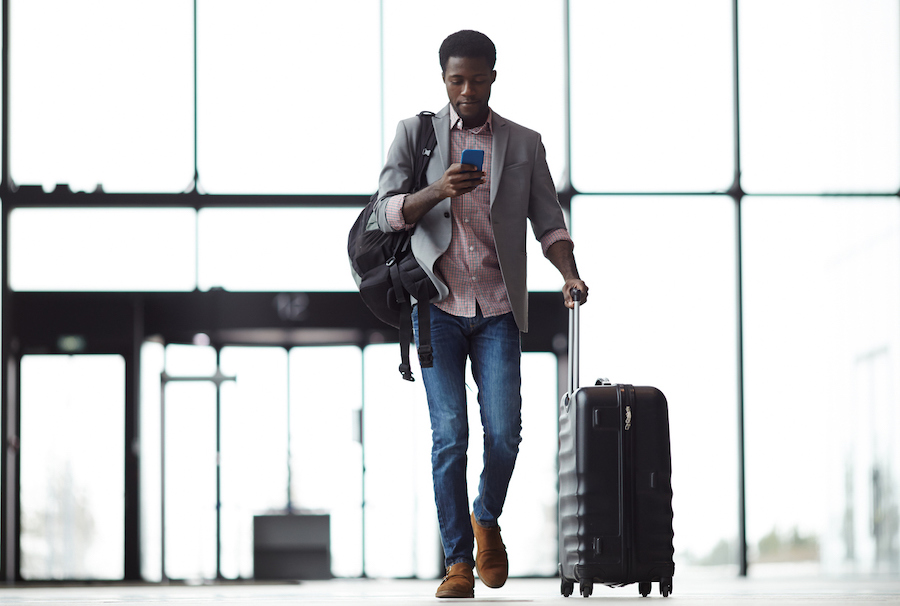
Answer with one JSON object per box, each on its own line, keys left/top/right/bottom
{"left": 373, "top": 104, "right": 568, "bottom": 333}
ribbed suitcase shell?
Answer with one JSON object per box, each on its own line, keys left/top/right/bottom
{"left": 558, "top": 383, "right": 675, "bottom": 598}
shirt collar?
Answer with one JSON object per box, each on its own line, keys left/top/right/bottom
{"left": 449, "top": 104, "right": 493, "bottom": 134}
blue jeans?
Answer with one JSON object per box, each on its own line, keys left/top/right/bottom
{"left": 413, "top": 304, "right": 523, "bottom": 569}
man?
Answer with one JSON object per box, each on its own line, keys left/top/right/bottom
{"left": 374, "top": 30, "right": 589, "bottom": 598}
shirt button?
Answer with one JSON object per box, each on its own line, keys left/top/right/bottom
{"left": 471, "top": 276, "right": 477, "bottom": 281}
{"left": 464, "top": 218, "right": 470, "bottom": 223}
{"left": 469, "top": 246, "right": 474, "bottom": 251}
{"left": 444, "top": 212, "right": 450, "bottom": 218}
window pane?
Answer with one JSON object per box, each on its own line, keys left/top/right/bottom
{"left": 570, "top": 0, "right": 734, "bottom": 193}
{"left": 382, "top": 0, "right": 567, "bottom": 188}
{"left": 197, "top": 208, "right": 358, "bottom": 292}
{"left": 362, "top": 344, "right": 438, "bottom": 579}
{"left": 163, "top": 380, "right": 217, "bottom": 580}
{"left": 196, "top": 0, "right": 380, "bottom": 194}
{"left": 9, "top": 0, "right": 193, "bottom": 193}
{"left": 742, "top": 197, "right": 900, "bottom": 573}
{"left": 363, "top": 347, "right": 564, "bottom": 578}
{"left": 571, "top": 195, "right": 739, "bottom": 569}
{"left": 140, "top": 341, "right": 165, "bottom": 582}
{"left": 20, "top": 355, "right": 125, "bottom": 580}
{"left": 165, "top": 343, "right": 217, "bottom": 377}
{"left": 9, "top": 208, "right": 196, "bottom": 292}
{"left": 220, "top": 346, "right": 289, "bottom": 580}
{"left": 290, "top": 346, "right": 363, "bottom": 578}
{"left": 739, "top": 0, "right": 900, "bottom": 193}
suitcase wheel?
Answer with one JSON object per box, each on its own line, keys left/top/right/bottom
{"left": 639, "top": 582, "right": 651, "bottom": 597}
{"left": 558, "top": 564, "right": 574, "bottom": 598}
{"left": 579, "top": 581, "right": 593, "bottom": 598}
{"left": 660, "top": 577, "right": 673, "bottom": 598}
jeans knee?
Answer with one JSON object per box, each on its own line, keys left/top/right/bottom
{"left": 432, "top": 421, "right": 467, "bottom": 457}
{"left": 485, "top": 424, "right": 522, "bottom": 456}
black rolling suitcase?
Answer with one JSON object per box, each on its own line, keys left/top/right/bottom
{"left": 558, "top": 289, "right": 675, "bottom": 598}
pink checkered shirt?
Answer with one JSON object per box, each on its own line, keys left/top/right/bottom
{"left": 387, "top": 106, "right": 571, "bottom": 319}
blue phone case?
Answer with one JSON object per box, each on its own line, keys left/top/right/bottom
{"left": 461, "top": 149, "right": 484, "bottom": 171}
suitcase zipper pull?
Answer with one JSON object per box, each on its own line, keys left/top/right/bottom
{"left": 625, "top": 405, "right": 632, "bottom": 431}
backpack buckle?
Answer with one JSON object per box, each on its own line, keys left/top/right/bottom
{"left": 418, "top": 344, "right": 433, "bottom": 368}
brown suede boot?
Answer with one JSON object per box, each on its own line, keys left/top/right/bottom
{"left": 435, "top": 562, "right": 475, "bottom": 598}
{"left": 471, "top": 512, "right": 508, "bottom": 588}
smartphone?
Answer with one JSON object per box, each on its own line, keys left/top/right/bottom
{"left": 460, "top": 149, "right": 485, "bottom": 172}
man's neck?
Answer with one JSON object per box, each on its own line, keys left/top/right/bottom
{"left": 450, "top": 105, "right": 492, "bottom": 130}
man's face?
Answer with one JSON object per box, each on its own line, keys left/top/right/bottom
{"left": 442, "top": 56, "right": 496, "bottom": 128}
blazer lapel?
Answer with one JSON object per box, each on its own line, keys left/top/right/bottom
{"left": 489, "top": 111, "right": 509, "bottom": 208}
{"left": 434, "top": 105, "right": 452, "bottom": 172}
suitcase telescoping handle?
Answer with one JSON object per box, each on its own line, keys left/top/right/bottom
{"left": 567, "top": 288, "right": 583, "bottom": 397}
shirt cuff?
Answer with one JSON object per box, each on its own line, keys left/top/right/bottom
{"left": 540, "top": 227, "right": 573, "bottom": 256}
{"left": 386, "top": 194, "right": 415, "bottom": 231}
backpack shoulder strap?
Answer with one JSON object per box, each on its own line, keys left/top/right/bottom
{"left": 413, "top": 111, "right": 437, "bottom": 191}
{"left": 394, "top": 111, "right": 437, "bottom": 381}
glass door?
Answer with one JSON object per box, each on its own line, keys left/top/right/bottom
{"left": 19, "top": 354, "right": 125, "bottom": 580}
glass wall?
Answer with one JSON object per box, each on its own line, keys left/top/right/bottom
{"left": 742, "top": 197, "right": 900, "bottom": 573}
{"left": 737, "top": 0, "right": 900, "bottom": 575}
{"left": 5, "top": 0, "right": 900, "bottom": 581}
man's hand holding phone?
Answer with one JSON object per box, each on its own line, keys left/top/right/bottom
{"left": 402, "top": 149, "right": 487, "bottom": 223}
{"left": 433, "top": 149, "right": 485, "bottom": 199}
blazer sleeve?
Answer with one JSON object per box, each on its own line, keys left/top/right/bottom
{"left": 528, "top": 134, "right": 570, "bottom": 241}
{"left": 373, "top": 118, "right": 418, "bottom": 233}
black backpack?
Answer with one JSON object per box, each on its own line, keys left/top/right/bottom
{"left": 348, "top": 112, "right": 438, "bottom": 381}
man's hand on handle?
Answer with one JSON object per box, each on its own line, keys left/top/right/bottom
{"left": 563, "top": 279, "right": 588, "bottom": 309}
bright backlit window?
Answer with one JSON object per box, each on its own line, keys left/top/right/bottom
{"left": 739, "top": 0, "right": 900, "bottom": 193}
{"left": 742, "top": 196, "right": 900, "bottom": 570}
{"left": 9, "top": 208, "right": 197, "bottom": 292}
{"left": 196, "top": 0, "right": 381, "bottom": 194}
{"left": 9, "top": 0, "right": 194, "bottom": 193}
{"left": 20, "top": 355, "right": 125, "bottom": 580}
{"left": 569, "top": 0, "right": 734, "bottom": 193}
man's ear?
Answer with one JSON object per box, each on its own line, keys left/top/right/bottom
{"left": 491, "top": 70, "right": 497, "bottom": 83}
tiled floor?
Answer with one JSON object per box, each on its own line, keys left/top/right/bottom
{"left": 0, "top": 574, "right": 899, "bottom": 606}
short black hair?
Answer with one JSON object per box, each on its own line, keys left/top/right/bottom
{"left": 439, "top": 30, "right": 497, "bottom": 72}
